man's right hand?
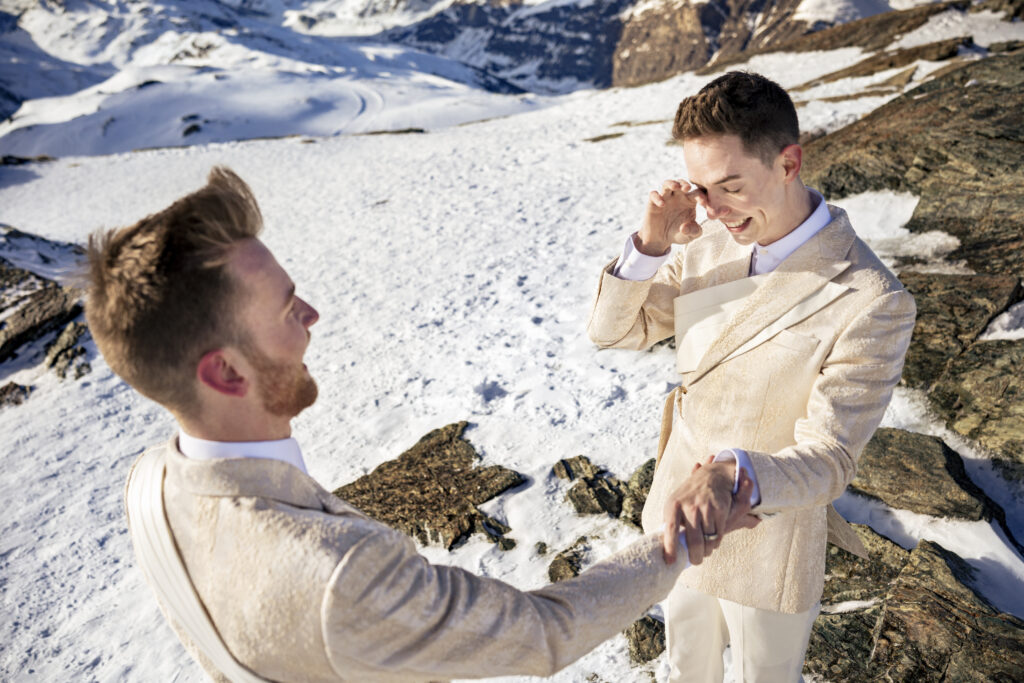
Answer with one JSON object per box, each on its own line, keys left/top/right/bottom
{"left": 635, "top": 179, "right": 703, "bottom": 256}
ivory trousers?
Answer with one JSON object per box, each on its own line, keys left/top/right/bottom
{"left": 665, "top": 584, "right": 819, "bottom": 683}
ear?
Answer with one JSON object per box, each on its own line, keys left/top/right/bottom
{"left": 779, "top": 144, "right": 803, "bottom": 183}
{"left": 196, "top": 349, "right": 249, "bottom": 398}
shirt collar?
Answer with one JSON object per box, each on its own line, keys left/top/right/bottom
{"left": 751, "top": 189, "right": 830, "bottom": 275}
{"left": 178, "top": 429, "right": 309, "bottom": 475}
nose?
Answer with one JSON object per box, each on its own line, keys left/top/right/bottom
{"left": 700, "top": 193, "right": 729, "bottom": 220}
{"left": 297, "top": 297, "right": 319, "bottom": 328}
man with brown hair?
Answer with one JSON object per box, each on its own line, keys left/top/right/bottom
{"left": 587, "top": 71, "right": 916, "bottom": 681}
{"left": 87, "top": 166, "right": 758, "bottom": 682}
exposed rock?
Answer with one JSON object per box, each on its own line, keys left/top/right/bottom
{"left": 0, "top": 260, "right": 82, "bottom": 363}
{"left": 793, "top": 37, "right": 970, "bottom": 90}
{"left": 624, "top": 614, "right": 665, "bottom": 664}
{"left": 704, "top": 1, "right": 969, "bottom": 73}
{"left": 872, "top": 540, "right": 1024, "bottom": 680}
{"left": 612, "top": 2, "right": 713, "bottom": 87}
{"left": 567, "top": 476, "right": 625, "bottom": 516}
{"left": 803, "top": 52, "right": 1024, "bottom": 277}
{"left": 554, "top": 455, "right": 626, "bottom": 517}
{"left": 622, "top": 458, "right": 656, "bottom": 528}
{"left": 806, "top": 525, "right": 1024, "bottom": 680}
{"left": 45, "top": 321, "right": 89, "bottom": 379}
{"left": 929, "top": 340, "right": 1024, "bottom": 485}
{"left": 898, "top": 272, "right": 1022, "bottom": 390}
{"left": 548, "top": 536, "right": 588, "bottom": 582}
{"left": 0, "top": 381, "right": 30, "bottom": 407}
{"left": 388, "top": 0, "right": 630, "bottom": 91}
{"left": 333, "top": 422, "right": 525, "bottom": 549}
{"left": 553, "top": 455, "right": 603, "bottom": 481}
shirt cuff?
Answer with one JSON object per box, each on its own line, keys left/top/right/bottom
{"left": 713, "top": 448, "right": 761, "bottom": 506}
{"left": 612, "top": 232, "right": 671, "bottom": 281}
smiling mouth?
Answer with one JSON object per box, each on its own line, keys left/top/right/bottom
{"left": 724, "top": 218, "right": 751, "bottom": 232}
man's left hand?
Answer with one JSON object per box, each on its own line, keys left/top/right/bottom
{"left": 662, "top": 457, "right": 756, "bottom": 566}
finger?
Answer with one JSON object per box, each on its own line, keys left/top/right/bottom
{"left": 691, "top": 461, "right": 702, "bottom": 474}
{"left": 724, "top": 475, "right": 756, "bottom": 533}
{"left": 662, "top": 503, "right": 679, "bottom": 564}
{"left": 663, "top": 179, "right": 682, "bottom": 193}
{"left": 649, "top": 190, "right": 665, "bottom": 208}
{"left": 684, "top": 507, "right": 705, "bottom": 566}
{"left": 705, "top": 455, "right": 715, "bottom": 465}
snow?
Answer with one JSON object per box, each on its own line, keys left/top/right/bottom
{"left": 980, "top": 301, "right": 1024, "bottom": 341}
{"left": 2, "top": 2, "right": 1024, "bottom": 682}
{"left": 890, "top": 9, "right": 1024, "bottom": 50}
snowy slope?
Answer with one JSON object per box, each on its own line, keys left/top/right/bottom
{"left": 2, "top": 2, "right": 1024, "bottom": 682}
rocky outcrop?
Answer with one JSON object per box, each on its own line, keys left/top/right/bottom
{"left": 806, "top": 525, "right": 1024, "bottom": 680}
{"left": 387, "top": 0, "right": 631, "bottom": 91}
{"left": 334, "top": 421, "right": 525, "bottom": 549}
{"left": 624, "top": 614, "right": 666, "bottom": 664}
{"left": 44, "top": 321, "right": 90, "bottom": 380}
{"left": 553, "top": 455, "right": 655, "bottom": 525}
{"left": 793, "top": 37, "right": 971, "bottom": 90}
{"left": 0, "top": 381, "right": 30, "bottom": 407}
{"left": 898, "top": 272, "right": 1022, "bottom": 390}
{"left": 804, "top": 52, "right": 1024, "bottom": 278}
{"left": 854, "top": 428, "right": 994, "bottom": 520}
{"left": 930, "top": 340, "right": 1024, "bottom": 484}
{"left": 0, "top": 257, "right": 82, "bottom": 363}
{"left": 548, "top": 536, "right": 589, "bottom": 582}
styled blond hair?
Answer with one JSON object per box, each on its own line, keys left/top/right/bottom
{"left": 85, "top": 167, "right": 262, "bottom": 415}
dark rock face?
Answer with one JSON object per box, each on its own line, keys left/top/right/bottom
{"left": 622, "top": 458, "right": 655, "bottom": 528}
{"left": 0, "top": 381, "right": 30, "bottom": 407}
{"left": 553, "top": 454, "right": 626, "bottom": 517}
{"left": 898, "top": 272, "right": 1022, "bottom": 390}
{"left": 387, "top": 0, "right": 631, "bottom": 91}
{"left": 0, "top": 257, "right": 82, "bottom": 363}
{"left": 806, "top": 525, "right": 1024, "bottom": 680}
{"left": 852, "top": 429, "right": 1022, "bottom": 556}
{"left": 803, "top": 52, "right": 1024, "bottom": 278}
{"left": 334, "top": 422, "right": 525, "bottom": 549}
{"left": 623, "top": 614, "right": 665, "bottom": 664}
{"left": 45, "top": 321, "right": 90, "bottom": 380}
{"left": 929, "top": 340, "right": 1024, "bottom": 484}
{"left": 796, "top": 37, "right": 970, "bottom": 89}
{"left": 548, "top": 536, "right": 588, "bottom": 583}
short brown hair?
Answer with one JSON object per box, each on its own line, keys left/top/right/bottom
{"left": 673, "top": 71, "right": 800, "bottom": 165}
{"left": 85, "top": 167, "right": 262, "bottom": 415}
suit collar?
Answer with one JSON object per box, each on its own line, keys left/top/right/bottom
{"left": 688, "top": 206, "right": 856, "bottom": 383}
{"left": 162, "top": 435, "right": 337, "bottom": 512}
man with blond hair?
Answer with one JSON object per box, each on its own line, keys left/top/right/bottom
{"left": 588, "top": 72, "right": 916, "bottom": 681}
{"left": 87, "top": 167, "right": 758, "bottom": 682}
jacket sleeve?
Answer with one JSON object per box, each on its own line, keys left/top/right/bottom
{"left": 320, "top": 526, "right": 683, "bottom": 680}
{"left": 746, "top": 288, "right": 917, "bottom": 514}
{"left": 586, "top": 255, "right": 683, "bottom": 350}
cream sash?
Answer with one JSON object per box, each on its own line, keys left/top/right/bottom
{"left": 124, "top": 450, "right": 273, "bottom": 683}
{"left": 674, "top": 275, "right": 769, "bottom": 373}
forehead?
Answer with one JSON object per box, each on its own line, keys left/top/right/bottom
{"left": 682, "top": 134, "right": 764, "bottom": 181}
{"left": 226, "top": 239, "right": 292, "bottom": 304}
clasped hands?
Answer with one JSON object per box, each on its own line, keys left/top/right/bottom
{"left": 662, "top": 457, "right": 760, "bottom": 565}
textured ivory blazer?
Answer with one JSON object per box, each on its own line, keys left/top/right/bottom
{"left": 138, "top": 438, "right": 685, "bottom": 682}
{"left": 586, "top": 205, "right": 916, "bottom": 614}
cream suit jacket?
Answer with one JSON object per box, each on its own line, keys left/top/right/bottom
{"left": 586, "top": 206, "right": 916, "bottom": 614}
{"left": 139, "top": 437, "right": 685, "bottom": 682}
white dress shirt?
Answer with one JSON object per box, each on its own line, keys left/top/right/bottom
{"left": 178, "top": 429, "right": 309, "bottom": 475}
{"left": 612, "top": 189, "right": 831, "bottom": 507}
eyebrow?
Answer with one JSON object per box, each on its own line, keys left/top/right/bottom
{"left": 690, "top": 174, "right": 742, "bottom": 188}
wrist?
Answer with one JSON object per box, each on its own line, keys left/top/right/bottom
{"left": 632, "top": 232, "right": 670, "bottom": 257}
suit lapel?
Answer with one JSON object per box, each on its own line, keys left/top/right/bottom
{"left": 687, "top": 207, "right": 857, "bottom": 384}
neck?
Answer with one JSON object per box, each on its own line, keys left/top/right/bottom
{"left": 758, "top": 182, "right": 814, "bottom": 247}
{"left": 177, "top": 406, "right": 292, "bottom": 443}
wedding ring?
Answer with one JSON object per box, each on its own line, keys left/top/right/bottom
{"left": 703, "top": 532, "right": 719, "bottom": 541}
